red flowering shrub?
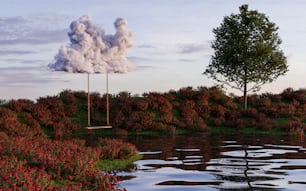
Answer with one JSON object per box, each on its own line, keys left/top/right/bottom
{"left": 255, "top": 114, "right": 275, "bottom": 130}
{"left": 37, "top": 96, "right": 64, "bottom": 112}
{"left": 125, "top": 111, "right": 155, "bottom": 131}
{"left": 133, "top": 98, "right": 149, "bottom": 111}
{"left": 194, "top": 92, "right": 209, "bottom": 119}
{"left": 160, "top": 112, "right": 173, "bottom": 123}
{"left": 7, "top": 99, "right": 34, "bottom": 112}
{"left": 152, "top": 122, "right": 177, "bottom": 135}
{"left": 99, "top": 138, "right": 138, "bottom": 159}
{"left": 111, "top": 109, "right": 125, "bottom": 128}
{"left": 259, "top": 101, "right": 299, "bottom": 118}
{"left": 197, "top": 94, "right": 209, "bottom": 106}
{"left": 197, "top": 86, "right": 210, "bottom": 96}
{"left": 115, "top": 92, "right": 133, "bottom": 115}
{"left": 278, "top": 103, "right": 296, "bottom": 117}
{"left": 91, "top": 111, "right": 104, "bottom": 125}
{"left": 240, "top": 108, "right": 259, "bottom": 118}
{"left": 59, "top": 90, "right": 78, "bottom": 116}
{"left": 178, "top": 100, "right": 207, "bottom": 130}
{"left": 179, "top": 100, "right": 196, "bottom": 126}
{"left": 0, "top": 131, "right": 8, "bottom": 142}
{"left": 292, "top": 99, "right": 301, "bottom": 108}
{"left": 245, "top": 118, "right": 258, "bottom": 128}
{"left": 212, "top": 117, "right": 225, "bottom": 127}
{"left": 193, "top": 116, "right": 207, "bottom": 130}
{"left": 258, "top": 104, "right": 279, "bottom": 118}
{"left": 292, "top": 89, "right": 306, "bottom": 104}
{"left": 285, "top": 117, "right": 304, "bottom": 132}
{"left": 65, "top": 104, "right": 78, "bottom": 116}
{"left": 30, "top": 103, "right": 53, "bottom": 126}
{"left": 234, "top": 118, "right": 245, "bottom": 129}
{"left": 281, "top": 88, "right": 295, "bottom": 101}
{"left": 195, "top": 105, "right": 210, "bottom": 119}
{"left": 225, "top": 111, "right": 240, "bottom": 121}
{"left": 0, "top": 108, "right": 20, "bottom": 136}
{"left": 223, "top": 119, "right": 238, "bottom": 128}
{"left": 181, "top": 99, "right": 195, "bottom": 109}
{"left": 26, "top": 95, "right": 81, "bottom": 138}
{"left": 163, "top": 92, "right": 176, "bottom": 101}
{"left": 0, "top": 108, "right": 44, "bottom": 138}
{"left": 259, "top": 96, "right": 272, "bottom": 107}
{"left": 247, "top": 95, "right": 259, "bottom": 106}
{"left": 210, "top": 105, "right": 226, "bottom": 118}
{"left": 208, "top": 86, "right": 225, "bottom": 102}
{"left": 74, "top": 90, "right": 87, "bottom": 100}
{"left": 1, "top": 137, "right": 98, "bottom": 179}
{"left": 295, "top": 104, "right": 306, "bottom": 118}
{"left": 179, "top": 86, "right": 195, "bottom": 99}
{"left": 0, "top": 136, "right": 130, "bottom": 190}
{"left": 146, "top": 92, "right": 173, "bottom": 113}
{"left": 60, "top": 89, "right": 77, "bottom": 105}
{"left": 49, "top": 118, "right": 81, "bottom": 139}
{"left": 90, "top": 92, "right": 103, "bottom": 111}
{"left": 0, "top": 155, "right": 53, "bottom": 190}
{"left": 219, "top": 97, "right": 237, "bottom": 110}
{"left": 20, "top": 112, "right": 45, "bottom": 138}
{"left": 269, "top": 94, "right": 282, "bottom": 103}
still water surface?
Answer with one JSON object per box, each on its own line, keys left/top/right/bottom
{"left": 117, "top": 133, "right": 306, "bottom": 191}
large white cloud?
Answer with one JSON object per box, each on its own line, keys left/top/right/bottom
{"left": 48, "top": 15, "right": 134, "bottom": 74}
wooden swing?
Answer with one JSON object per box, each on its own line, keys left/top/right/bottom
{"left": 85, "top": 72, "right": 112, "bottom": 130}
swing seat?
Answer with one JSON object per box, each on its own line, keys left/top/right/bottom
{"left": 85, "top": 125, "right": 112, "bottom": 130}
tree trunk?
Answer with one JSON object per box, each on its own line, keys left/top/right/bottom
{"left": 243, "top": 66, "right": 248, "bottom": 109}
{"left": 243, "top": 82, "right": 247, "bottom": 109}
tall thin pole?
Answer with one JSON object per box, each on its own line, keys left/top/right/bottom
{"left": 87, "top": 73, "right": 90, "bottom": 127}
{"left": 106, "top": 71, "right": 110, "bottom": 125}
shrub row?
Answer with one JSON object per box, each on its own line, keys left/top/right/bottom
{"left": 2, "top": 86, "right": 305, "bottom": 135}
{"left": 0, "top": 135, "right": 137, "bottom": 190}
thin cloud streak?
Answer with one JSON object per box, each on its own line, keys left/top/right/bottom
{"left": 0, "top": 69, "right": 65, "bottom": 87}
{"left": 0, "top": 50, "right": 35, "bottom": 55}
{"left": 0, "top": 15, "right": 68, "bottom": 46}
{"left": 178, "top": 42, "right": 210, "bottom": 54}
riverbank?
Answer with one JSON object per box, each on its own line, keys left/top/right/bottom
{"left": 0, "top": 86, "right": 305, "bottom": 190}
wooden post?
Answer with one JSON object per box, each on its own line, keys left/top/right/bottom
{"left": 106, "top": 71, "right": 110, "bottom": 125}
{"left": 87, "top": 73, "right": 90, "bottom": 127}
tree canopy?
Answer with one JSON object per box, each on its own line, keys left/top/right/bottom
{"left": 204, "top": 4, "right": 288, "bottom": 108}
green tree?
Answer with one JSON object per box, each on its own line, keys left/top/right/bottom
{"left": 204, "top": 4, "right": 288, "bottom": 109}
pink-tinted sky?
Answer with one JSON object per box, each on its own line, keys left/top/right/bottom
{"left": 0, "top": 0, "right": 305, "bottom": 100}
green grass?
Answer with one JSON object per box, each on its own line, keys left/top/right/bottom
{"left": 96, "top": 154, "right": 143, "bottom": 171}
{"left": 69, "top": 99, "right": 88, "bottom": 127}
{"left": 274, "top": 117, "right": 290, "bottom": 126}
{"left": 209, "top": 126, "right": 286, "bottom": 135}
{"left": 241, "top": 127, "right": 286, "bottom": 135}
{"left": 172, "top": 109, "right": 181, "bottom": 119}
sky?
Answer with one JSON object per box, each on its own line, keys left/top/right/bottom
{"left": 0, "top": 0, "right": 305, "bottom": 100}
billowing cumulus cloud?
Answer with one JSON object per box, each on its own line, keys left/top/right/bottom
{"left": 48, "top": 15, "right": 134, "bottom": 74}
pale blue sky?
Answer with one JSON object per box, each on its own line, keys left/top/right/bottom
{"left": 0, "top": 0, "right": 305, "bottom": 100}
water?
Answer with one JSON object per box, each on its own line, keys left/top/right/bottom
{"left": 117, "top": 133, "right": 306, "bottom": 191}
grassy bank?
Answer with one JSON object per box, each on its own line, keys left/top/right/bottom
{"left": 209, "top": 126, "right": 287, "bottom": 135}
{"left": 97, "top": 154, "right": 143, "bottom": 172}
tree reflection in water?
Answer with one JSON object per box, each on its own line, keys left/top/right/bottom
{"left": 116, "top": 133, "right": 306, "bottom": 191}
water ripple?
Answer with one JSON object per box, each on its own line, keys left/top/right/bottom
{"left": 118, "top": 134, "right": 306, "bottom": 191}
